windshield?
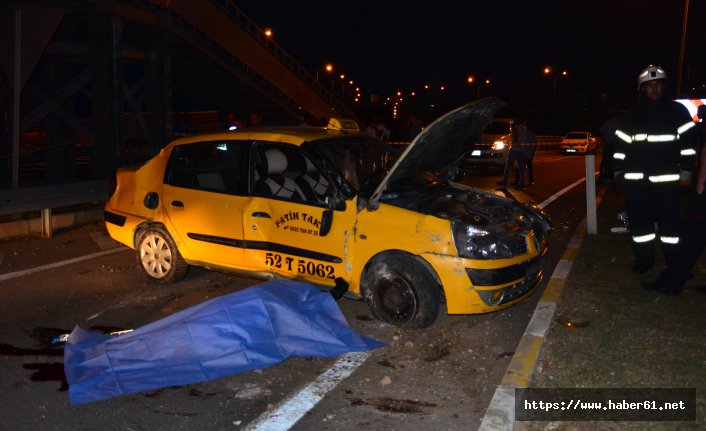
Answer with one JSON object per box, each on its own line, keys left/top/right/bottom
{"left": 565, "top": 132, "right": 588, "bottom": 139}
{"left": 309, "top": 136, "right": 437, "bottom": 196}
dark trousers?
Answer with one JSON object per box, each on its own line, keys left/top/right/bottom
{"left": 525, "top": 158, "right": 534, "bottom": 183}
{"left": 654, "top": 190, "right": 706, "bottom": 291}
{"left": 502, "top": 150, "right": 526, "bottom": 186}
{"left": 625, "top": 181, "right": 681, "bottom": 269}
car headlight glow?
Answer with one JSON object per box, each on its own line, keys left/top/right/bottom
{"left": 452, "top": 222, "right": 513, "bottom": 259}
{"left": 491, "top": 141, "right": 506, "bottom": 151}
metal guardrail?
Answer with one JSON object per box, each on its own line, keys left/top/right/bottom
{"left": 0, "top": 179, "right": 108, "bottom": 237}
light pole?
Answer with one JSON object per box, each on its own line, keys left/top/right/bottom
{"left": 676, "top": 0, "right": 690, "bottom": 97}
{"left": 544, "top": 67, "right": 567, "bottom": 105}
{"left": 320, "top": 63, "right": 333, "bottom": 90}
{"left": 467, "top": 75, "right": 479, "bottom": 99}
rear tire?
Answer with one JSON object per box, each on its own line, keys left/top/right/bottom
{"left": 363, "top": 254, "right": 440, "bottom": 329}
{"left": 136, "top": 226, "right": 189, "bottom": 283}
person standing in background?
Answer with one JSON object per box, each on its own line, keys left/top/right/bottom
{"left": 612, "top": 65, "right": 697, "bottom": 274}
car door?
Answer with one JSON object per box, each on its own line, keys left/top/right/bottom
{"left": 161, "top": 139, "right": 248, "bottom": 267}
{"left": 241, "top": 142, "right": 357, "bottom": 286}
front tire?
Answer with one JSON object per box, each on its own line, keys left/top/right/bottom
{"left": 363, "top": 254, "right": 440, "bottom": 329}
{"left": 136, "top": 226, "right": 189, "bottom": 283}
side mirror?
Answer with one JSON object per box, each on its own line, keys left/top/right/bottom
{"left": 319, "top": 207, "right": 333, "bottom": 237}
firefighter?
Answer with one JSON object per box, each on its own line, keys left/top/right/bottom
{"left": 612, "top": 65, "right": 698, "bottom": 274}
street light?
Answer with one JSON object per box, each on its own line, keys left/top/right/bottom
{"left": 544, "top": 66, "right": 568, "bottom": 105}
{"left": 316, "top": 63, "right": 334, "bottom": 85}
{"left": 467, "top": 75, "right": 479, "bottom": 99}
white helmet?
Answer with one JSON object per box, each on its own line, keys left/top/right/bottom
{"left": 637, "top": 65, "right": 667, "bottom": 86}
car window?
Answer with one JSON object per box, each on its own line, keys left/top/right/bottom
{"left": 165, "top": 140, "right": 245, "bottom": 195}
{"left": 309, "top": 136, "right": 399, "bottom": 195}
{"left": 251, "top": 142, "right": 330, "bottom": 205}
{"left": 565, "top": 132, "right": 588, "bottom": 139}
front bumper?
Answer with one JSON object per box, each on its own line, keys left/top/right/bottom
{"left": 422, "top": 244, "right": 548, "bottom": 314}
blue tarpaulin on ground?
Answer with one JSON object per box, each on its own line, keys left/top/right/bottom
{"left": 64, "top": 280, "right": 384, "bottom": 405}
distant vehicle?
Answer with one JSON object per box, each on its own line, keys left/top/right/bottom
{"left": 462, "top": 118, "right": 514, "bottom": 170}
{"left": 103, "top": 99, "right": 551, "bottom": 329}
{"left": 560, "top": 131, "right": 597, "bottom": 154}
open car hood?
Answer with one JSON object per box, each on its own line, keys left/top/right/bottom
{"left": 371, "top": 97, "right": 506, "bottom": 203}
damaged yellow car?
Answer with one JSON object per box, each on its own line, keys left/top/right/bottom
{"left": 104, "top": 98, "right": 551, "bottom": 328}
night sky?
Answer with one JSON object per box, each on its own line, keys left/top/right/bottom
{"left": 238, "top": 1, "right": 704, "bottom": 101}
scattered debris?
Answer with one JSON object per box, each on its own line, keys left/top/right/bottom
{"left": 233, "top": 383, "right": 272, "bottom": 399}
{"left": 555, "top": 315, "right": 591, "bottom": 329}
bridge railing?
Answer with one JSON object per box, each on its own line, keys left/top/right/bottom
{"left": 208, "top": 0, "right": 354, "bottom": 118}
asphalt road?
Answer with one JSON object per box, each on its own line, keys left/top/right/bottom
{"left": 0, "top": 153, "right": 599, "bottom": 431}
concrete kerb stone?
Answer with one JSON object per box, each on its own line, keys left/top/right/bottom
{"left": 479, "top": 187, "right": 607, "bottom": 430}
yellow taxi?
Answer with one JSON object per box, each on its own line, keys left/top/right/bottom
{"left": 104, "top": 98, "right": 551, "bottom": 328}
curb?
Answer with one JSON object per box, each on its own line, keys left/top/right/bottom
{"left": 479, "top": 187, "right": 607, "bottom": 430}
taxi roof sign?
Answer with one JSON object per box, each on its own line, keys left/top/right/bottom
{"left": 326, "top": 118, "right": 360, "bottom": 131}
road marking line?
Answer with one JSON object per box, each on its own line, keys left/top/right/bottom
{"left": 480, "top": 186, "right": 608, "bottom": 430}
{"left": 551, "top": 260, "right": 573, "bottom": 279}
{"left": 243, "top": 351, "right": 370, "bottom": 431}
{"left": 0, "top": 248, "right": 127, "bottom": 282}
{"left": 537, "top": 171, "right": 597, "bottom": 209}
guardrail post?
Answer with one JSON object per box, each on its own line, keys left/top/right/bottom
{"left": 41, "top": 208, "right": 53, "bottom": 238}
{"left": 585, "top": 155, "right": 597, "bottom": 234}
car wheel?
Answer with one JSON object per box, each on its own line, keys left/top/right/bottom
{"left": 136, "top": 226, "right": 189, "bottom": 283}
{"left": 364, "top": 254, "right": 440, "bottom": 329}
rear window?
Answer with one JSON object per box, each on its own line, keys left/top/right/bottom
{"left": 165, "top": 140, "right": 246, "bottom": 194}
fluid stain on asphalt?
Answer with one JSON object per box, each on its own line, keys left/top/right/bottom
{"left": 0, "top": 326, "right": 136, "bottom": 392}
{"left": 349, "top": 397, "right": 437, "bottom": 413}
{"left": 1, "top": 344, "right": 68, "bottom": 390}
{"left": 23, "top": 363, "right": 69, "bottom": 391}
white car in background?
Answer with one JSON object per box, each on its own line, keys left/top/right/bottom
{"left": 560, "top": 131, "right": 596, "bottom": 154}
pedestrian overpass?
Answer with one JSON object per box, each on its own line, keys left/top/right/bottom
{"left": 1, "top": 0, "right": 354, "bottom": 187}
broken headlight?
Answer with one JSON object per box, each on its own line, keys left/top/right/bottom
{"left": 452, "top": 222, "right": 513, "bottom": 259}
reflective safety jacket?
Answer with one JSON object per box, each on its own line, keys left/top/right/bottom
{"left": 613, "top": 99, "right": 697, "bottom": 183}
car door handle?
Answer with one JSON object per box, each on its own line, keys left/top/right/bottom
{"left": 171, "top": 200, "right": 184, "bottom": 208}
{"left": 252, "top": 212, "right": 271, "bottom": 218}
